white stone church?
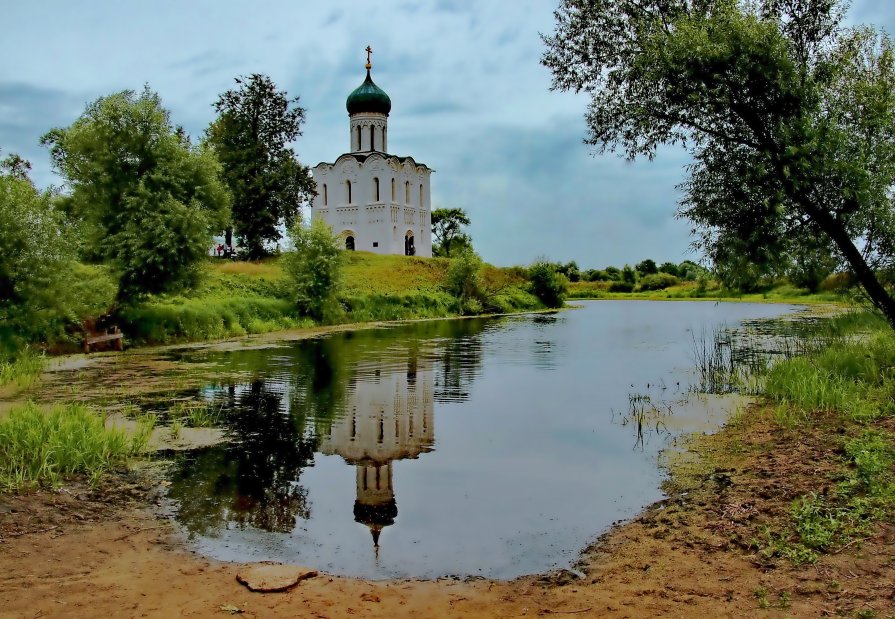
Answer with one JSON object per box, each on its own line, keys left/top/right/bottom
{"left": 311, "top": 50, "right": 433, "bottom": 257}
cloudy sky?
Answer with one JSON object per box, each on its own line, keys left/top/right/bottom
{"left": 3, "top": 1, "right": 893, "bottom": 268}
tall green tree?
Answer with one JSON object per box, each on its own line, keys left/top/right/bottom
{"left": 543, "top": 0, "right": 895, "bottom": 327}
{"left": 42, "top": 87, "right": 230, "bottom": 301}
{"left": 636, "top": 259, "right": 658, "bottom": 276}
{"left": 0, "top": 156, "right": 65, "bottom": 349}
{"left": 431, "top": 207, "right": 471, "bottom": 257}
{"left": 208, "top": 74, "right": 315, "bottom": 259}
{"left": 0, "top": 154, "right": 117, "bottom": 352}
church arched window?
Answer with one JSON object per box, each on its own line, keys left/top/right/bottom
{"left": 391, "top": 178, "right": 396, "bottom": 201}
{"left": 356, "top": 126, "right": 361, "bottom": 150}
{"left": 405, "top": 180, "right": 410, "bottom": 205}
{"left": 419, "top": 184, "right": 423, "bottom": 207}
{"left": 323, "top": 184, "right": 327, "bottom": 206}
{"left": 346, "top": 180, "right": 352, "bottom": 204}
{"left": 370, "top": 125, "right": 375, "bottom": 151}
{"left": 373, "top": 177, "right": 380, "bottom": 201}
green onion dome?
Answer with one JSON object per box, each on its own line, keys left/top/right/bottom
{"left": 346, "top": 69, "right": 391, "bottom": 116}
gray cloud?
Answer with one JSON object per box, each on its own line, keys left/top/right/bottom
{"left": 0, "top": 82, "right": 87, "bottom": 186}
{"left": 3, "top": 0, "right": 891, "bottom": 267}
{"left": 405, "top": 100, "right": 468, "bottom": 116}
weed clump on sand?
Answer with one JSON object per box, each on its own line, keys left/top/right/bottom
{"left": 0, "top": 402, "right": 153, "bottom": 491}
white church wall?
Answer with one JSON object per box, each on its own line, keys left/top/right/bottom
{"left": 312, "top": 154, "right": 433, "bottom": 257}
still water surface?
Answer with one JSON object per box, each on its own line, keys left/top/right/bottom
{"left": 163, "top": 300, "right": 801, "bottom": 579}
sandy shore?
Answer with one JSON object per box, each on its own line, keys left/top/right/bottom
{"left": 2, "top": 406, "right": 893, "bottom": 618}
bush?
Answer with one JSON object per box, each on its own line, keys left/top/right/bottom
{"left": 638, "top": 272, "right": 680, "bottom": 291}
{"left": 658, "top": 262, "right": 680, "bottom": 277}
{"left": 528, "top": 260, "right": 569, "bottom": 308}
{"left": 819, "top": 272, "right": 854, "bottom": 292}
{"left": 678, "top": 260, "right": 706, "bottom": 281}
{"left": 445, "top": 248, "right": 484, "bottom": 313}
{"left": 636, "top": 259, "right": 658, "bottom": 275}
{"left": 608, "top": 281, "right": 635, "bottom": 292}
{"left": 113, "top": 189, "right": 215, "bottom": 299}
{"left": 283, "top": 219, "right": 343, "bottom": 321}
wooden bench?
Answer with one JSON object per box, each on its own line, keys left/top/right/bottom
{"left": 83, "top": 327, "right": 125, "bottom": 353}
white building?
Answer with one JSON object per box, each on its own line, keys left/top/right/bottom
{"left": 312, "top": 50, "right": 433, "bottom": 257}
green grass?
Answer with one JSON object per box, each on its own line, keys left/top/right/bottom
{"left": 0, "top": 347, "right": 45, "bottom": 391}
{"left": 120, "top": 294, "right": 309, "bottom": 344}
{"left": 763, "top": 331, "right": 895, "bottom": 423}
{"left": 746, "top": 312, "right": 895, "bottom": 562}
{"left": 0, "top": 402, "right": 154, "bottom": 491}
{"left": 168, "top": 400, "right": 224, "bottom": 427}
{"left": 118, "top": 253, "right": 543, "bottom": 345}
{"left": 342, "top": 252, "right": 450, "bottom": 296}
{"left": 568, "top": 279, "right": 850, "bottom": 304}
{"left": 779, "top": 427, "right": 895, "bottom": 563}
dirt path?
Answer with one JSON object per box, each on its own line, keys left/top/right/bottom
{"left": 2, "top": 409, "right": 893, "bottom": 618}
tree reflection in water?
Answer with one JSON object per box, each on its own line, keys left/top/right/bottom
{"left": 165, "top": 318, "right": 489, "bottom": 539}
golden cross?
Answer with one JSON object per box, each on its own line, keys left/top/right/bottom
{"left": 365, "top": 45, "right": 372, "bottom": 69}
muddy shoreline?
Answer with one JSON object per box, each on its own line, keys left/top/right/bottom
{"left": 2, "top": 403, "right": 893, "bottom": 617}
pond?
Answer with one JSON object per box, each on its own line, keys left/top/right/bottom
{"left": 126, "top": 300, "right": 802, "bottom": 580}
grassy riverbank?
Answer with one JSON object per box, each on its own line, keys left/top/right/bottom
{"left": 663, "top": 310, "right": 895, "bottom": 573}
{"left": 86, "top": 253, "right": 543, "bottom": 347}
{"left": 568, "top": 279, "right": 848, "bottom": 304}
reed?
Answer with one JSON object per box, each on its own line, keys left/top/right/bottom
{"left": 168, "top": 400, "right": 224, "bottom": 427}
{"left": 0, "top": 347, "right": 45, "bottom": 391}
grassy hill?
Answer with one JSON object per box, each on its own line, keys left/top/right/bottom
{"left": 118, "top": 252, "right": 542, "bottom": 345}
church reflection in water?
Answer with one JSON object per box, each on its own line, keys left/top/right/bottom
{"left": 318, "top": 355, "right": 435, "bottom": 548}
{"left": 165, "top": 319, "right": 486, "bottom": 554}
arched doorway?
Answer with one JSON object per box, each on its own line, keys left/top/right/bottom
{"left": 345, "top": 235, "right": 355, "bottom": 251}
{"left": 404, "top": 231, "right": 415, "bottom": 256}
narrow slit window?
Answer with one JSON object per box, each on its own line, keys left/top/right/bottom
{"left": 346, "top": 180, "right": 352, "bottom": 204}
{"left": 373, "top": 177, "right": 380, "bottom": 201}
{"left": 356, "top": 126, "right": 361, "bottom": 150}
{"left": 405, "top": 181, "right": 410, "bottom": 204}
{"left": 419, "top": 184, "right": 423, "bottom": 207}
{"left": 370, "top": 125, "right": 375, "bottom": 151}
{"left": 323, "top": 184, "right": 327, "bottom": 206}
{"left": 391, "top": 178, "right": 395, "bottom": 201}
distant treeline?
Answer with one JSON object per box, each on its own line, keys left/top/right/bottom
{"left": 543, "top": 259, "right": 707, "bottom": 293}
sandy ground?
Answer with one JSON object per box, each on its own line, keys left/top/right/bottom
{"left": 2, "top": 408, "right": 894, "bottom": 618}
